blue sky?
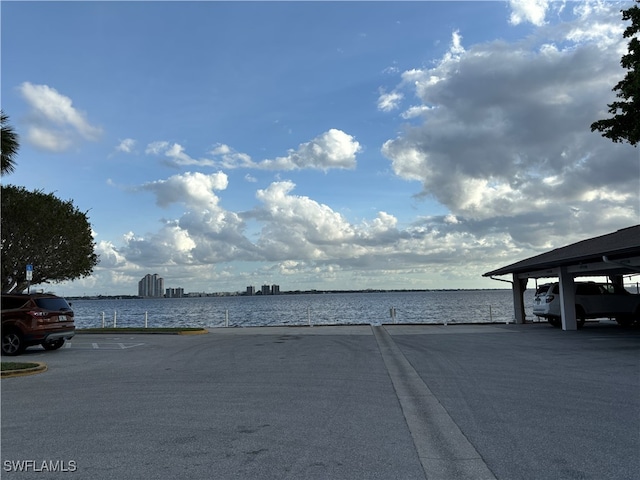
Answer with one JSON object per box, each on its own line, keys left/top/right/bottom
{"left": 2, "top": 1, "right": 638, "bottom": 296}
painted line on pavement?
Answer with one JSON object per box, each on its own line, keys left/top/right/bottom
{"left": 63, "top": 342, "right": 146, "bottom": 350}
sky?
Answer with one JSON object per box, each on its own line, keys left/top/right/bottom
{"left": 1, "top": 0, "right": 638, "bottom": 296}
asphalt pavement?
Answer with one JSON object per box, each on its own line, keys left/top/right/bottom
{"left": 1, "top": 322, "right": 638, "bottom": 480}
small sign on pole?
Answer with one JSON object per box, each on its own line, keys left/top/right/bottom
{"left": 26, "top": 264, "right": 33, "bottom": 293}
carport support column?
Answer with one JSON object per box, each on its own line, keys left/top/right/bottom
{"left": 512, "top": 276, "right": 528, "bottom": 324}
{"left": 558, "top": 268, "right": 577, "bottom": 331}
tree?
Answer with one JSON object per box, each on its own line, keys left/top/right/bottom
{"left": 1, "top": 111, "right": 20, "bottom": 175}
{"left": 1, "top": 185, "right": 99, "bottom": 293}
{"left": 590, "top": 0, "right": 640, "bottom": 146}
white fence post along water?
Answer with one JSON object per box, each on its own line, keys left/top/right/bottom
{"left": 69, "top": 290, "right": 534, "bottom": 329}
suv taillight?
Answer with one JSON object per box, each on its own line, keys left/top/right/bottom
{"left": 545, "top": 295, "right": 555, "bottom": 303}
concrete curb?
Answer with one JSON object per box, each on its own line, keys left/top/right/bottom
{"left": 76, "top": 328, "right": 208, "bottom": 335}
{"left": 1, "top": 362, "right": 48, "bottom": 378}
{"left": 177, "top": 329, "right": 208, "bottom": 335}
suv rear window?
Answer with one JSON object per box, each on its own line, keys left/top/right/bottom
{"left": 34, "top": 298, "right": 72, "bottom": 311}
{"left": 1, "top": 297, "right": 29, "bottom": 310}
{"left": 576, "top": 283, "right": 602, "bottom": 295}
{"left": 600, "top": 284, "right": 630, "bottom": 295}
{"left": 535, "top": 285, "right": 550, "bottom": 295}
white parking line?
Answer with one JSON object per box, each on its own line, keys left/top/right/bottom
{"left": 63, "top": 342, "right": 145, "bottom": 350}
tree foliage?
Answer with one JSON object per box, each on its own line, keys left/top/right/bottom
{"left": 1, "top": 185, "right": 99, "bottom": 293}
{"left": 590, "top": 0, "right": 640, "bottom": 146}
{"left": 1, "top": 111, "right": 20, "bottom": 175}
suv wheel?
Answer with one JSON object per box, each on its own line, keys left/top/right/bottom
{"left": 42, "top": 339, "right": 65, "bottom": 351}
{"left": 615, "top": 316, "right": 634, "bottom": 327}
{"left": 2, "top": 329, "right": 25, "bottom": 356}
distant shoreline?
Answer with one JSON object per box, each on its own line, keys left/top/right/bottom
{"left": 66, "top": 288, "right": 511, "bottom": 301}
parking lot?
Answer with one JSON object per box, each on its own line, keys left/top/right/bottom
{"left": 2, "top": 323, "right": 639, "bottom": 479}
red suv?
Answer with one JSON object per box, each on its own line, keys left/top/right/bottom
{"left": 1, "top": 293, "right": 75, "bottom": 356}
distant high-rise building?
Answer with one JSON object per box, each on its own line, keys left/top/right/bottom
{"left": 246, "top": 286, "right": 256, "bottom": 296}
{"left": 138, "top": 274, "right": 164, "bottom": 298}
{"left": 261, "top": 284, "right": 271, "bottom": 295}
{"left": 271, "top": 284, "right": 280, "bottom": 295}
{"left": 165, "top": 288, "right": 184, "bottom": 298}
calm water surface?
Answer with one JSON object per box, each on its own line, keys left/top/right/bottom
{"left": 70, "top": 290, "right": 536, "bottom": 329}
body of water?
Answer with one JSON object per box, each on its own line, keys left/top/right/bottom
{"left": 69, "top": 290, "right": 537, "bottom": 329}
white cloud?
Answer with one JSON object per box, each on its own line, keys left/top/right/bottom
{"left": 92, "top": 170, "right": 563, "bottom": 292}
{"left": 258, "top": 129, "right": 361, "bottom": 171}
{"left": 209, "top": 143, "right": 255, "bottom": 168}
{"left": 382, "top": 1, "right": 637, "bottom": 248}
{"left": 119, "top": 223, "right": 196, "bottom": 266}
{"left": 255, "top": 181, "right": 357, "bottom": 252}
{"left": 95, "top": 240, "right": 130, "bottom": 269}
{"left": 450, "top": 29, "right": 465, "bottom": 54}
{"left": 508, "top": 0, "right": 549, "bottom": 26}
{"left": 145, "top": 141, "right": 217, "bottom": 167}
{"left": 26, "top": 126, "right": 73, "bottom": 153}
{"left": 115, "top": 138, "right": 136, "bottom": 153}
{"left": 19, "top": 82, "right": 102, "bottom": 152}
{"left": 566, "top": 1, "right": 626, "bottom": 49}
{"left": 377, "top": 90, "right": 404, "bottom": 112}
{"left": 138, "top": 171, "right": 228, "bottom": 210}
{"left": 401, "top": 105, "right": 433, "bottom": 119}
{"left": 145, "top": 131, "right": 359, "bottom": 172}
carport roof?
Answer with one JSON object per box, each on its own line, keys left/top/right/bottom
{"left": 483, "top": 225, "right": 640, "bottom": 278}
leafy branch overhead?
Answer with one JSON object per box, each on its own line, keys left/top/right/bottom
{"left": 590, "top": 0, "right": 640, "bottom": 146}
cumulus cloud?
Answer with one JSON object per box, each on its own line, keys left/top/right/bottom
{"left": 19, "top": 82, "right": 102, "bottom": 152}
{"left": 257, "top": 129, "right": 361, "bottom": 171}
{"left": 137, "top": 171, "right": 228, "bottom": 209}
{"left": 119, "top": 224, "right": 197, "bottom": 266}
{"left": 122, "top": 171, "right": 254, "bottom": 266}
{"left": 381, "top": 2, "right": 637, "bottom": 248}
{"left": 104, "top": 167, "right": 545, "bottom": 290}
{"left": 95, "top": 240, "right": 128, "bottom": 269}
{"left": 253, "top": 181, "right": 358, "bottom": 259}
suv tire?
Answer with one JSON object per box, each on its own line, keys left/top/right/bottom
{"left": 615, "top": 316, "right": 634, "bottom": 326}
{"left": 2, "top": 329, "right": 25, "bottom": 356}
{"left": 42, "top": 339, "right": 65, "bottom": 351}
{"left": 548, "top": 311, "right": 585, "bottom": 328}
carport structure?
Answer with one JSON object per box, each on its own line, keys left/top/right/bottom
{"left": 483, "top": 225, "right": 640, "bottom": 331}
